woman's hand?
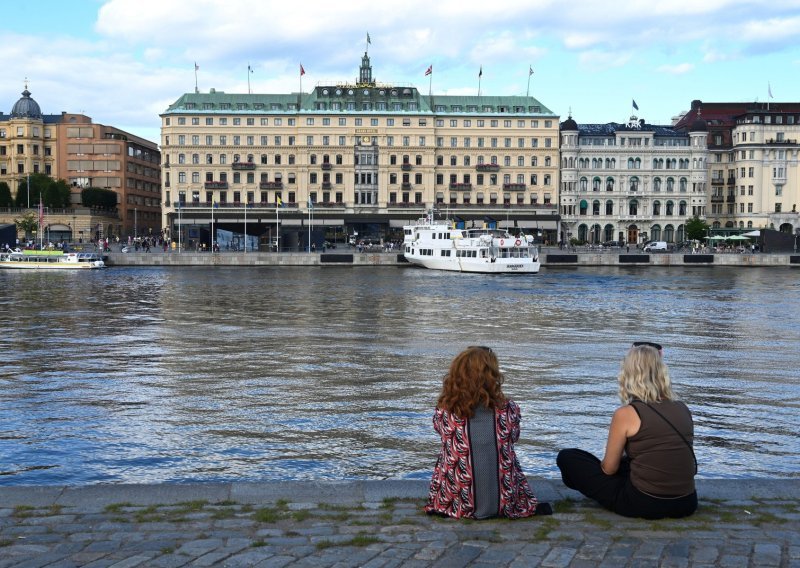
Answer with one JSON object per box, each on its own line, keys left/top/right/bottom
{"left": 600, "top": 405, "right": 640, "bottom": 475}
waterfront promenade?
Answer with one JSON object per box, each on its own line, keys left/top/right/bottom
{"left": 101, "top": 248, "right": 800, "bottom": 268}
{"left": 1, "top": 479, "right": 798, "bottom": 567}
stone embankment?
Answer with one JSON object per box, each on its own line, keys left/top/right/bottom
{"left": 1, "top": 479, "right": 798, "bottom": 567}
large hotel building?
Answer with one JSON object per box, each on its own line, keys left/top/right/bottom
{"left": 160, "top": 53, "right": 561, "bottom": 250}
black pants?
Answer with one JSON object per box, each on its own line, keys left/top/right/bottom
{"left": 556, "top": 448, "right": 697, "bottom": 519}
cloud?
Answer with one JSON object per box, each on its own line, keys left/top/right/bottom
{"left": 658, "top": 63, "right": 695, "bottom": 75}
{"left": 578, "top": 50, "right": 632, "bottom": 70}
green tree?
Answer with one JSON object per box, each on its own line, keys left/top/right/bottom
{"left": 81, "top": 187, "right": 118, "bottom": 209}
{"left": 0, "top": 181, "right": 12, "bottom": 207}
{"left": 14, "top": 211, "right": 38, "bottom": 237}
{"left": 12, "top": 174, "right": 72, "bottom": 209}
{"left": 685, "top": 216, "right": 710, "bottom": 241}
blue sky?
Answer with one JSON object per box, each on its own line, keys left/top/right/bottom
{"left": 3, "top": 0, "right": 800, "bottom": 144}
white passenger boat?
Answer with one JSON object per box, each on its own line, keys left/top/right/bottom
{"left": 0, "top": 249, "right": 105, "bottom": 269}
{"left": 403, "top": 211, "right": 540, "bottom": 274}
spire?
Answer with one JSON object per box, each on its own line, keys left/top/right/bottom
{"left": 359, "top": 52, "right": 374, "bottom": 86}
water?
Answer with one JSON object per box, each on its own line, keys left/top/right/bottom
{"left": 1, "top": 266, "right": 798, "bottom": 485}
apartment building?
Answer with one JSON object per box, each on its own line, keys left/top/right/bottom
{"left": 674, "top": 100, "right": 800, "bottom": 235}
{"left": 160, "top": 53, "right": 560, "bottom": 250}
{"left": 0, "top": 85, "right": 161, "bottom": 239}
{"left": 559, "top": 114, "right": 708, "bottom": 246}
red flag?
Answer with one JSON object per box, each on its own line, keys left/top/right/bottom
{"left": 300, "top": 64, "right": 306, "bottom": 76}
{"left": 424, "top": 65, "right": 432, "bottom": 76}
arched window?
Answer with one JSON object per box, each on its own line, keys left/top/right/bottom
{"left": 747, "top": 221, "right": 753, "bottom": 228}
{"left": 605, "top": 200, "right": 614, "bottom": 215}
{"left": 652, "top": 200, "right": 661, "bottom": 215}
{"left": 545, "top": 156, "right": 552, "bottom": 167}
{"left": 606, "top": 177, "right": 615, "bottom": 191}
{"left": 628, "top": 158, "right": 635, "bottom": 169}
{"left": 593, "top": 177, "right": 601, "bottom": 191}
{"left": 666, "top": 200, "right": 674, "bottom": 215}
{"left": 653, "top": 177, "right": 661, "bottom": 192}
{"left": 579, "top": 199, "right": 588, "bottom": 215}
{"left": 629, "top": 199, "right": 638, "bottom": 215}
{"left": 592, "top": 200, "right": 601, "bottom": 215}
{"left": 630, "top": 176, "right": 639, "bottom": 191}
{"left": 739, "top": 221, "right": 745, "bottom": 228}
{"left": 578, "top": 224, "right": 588, "bottom": 242}
{"left": 591, "top": 224, "right": 601, "bottom": 243}
{"left": 666, "top": 177, "right": 674, "bottom": 192}
{"left": 676, "top": 225, "right": 685, "bottom": 242}
{"left": 679, "top": 178, "right": 687, "bottom": 192}
{"left": 664, "top": 225, "right": 674, "bottom": 242}
{"left": 604, "top": 224, "right": 614, "bottom": 242}
{"left": 580, "top": 177, "right": 588, "bottom": 191}
{"left": 651, "top": 224, "right": 661, "bottom": 241}
{"left": 713, "top": 221, "right": 721, "bottom": 229}
{"left": 635, "top": 158, "right": 641, "bottom": 169}
{"left": 679, "top": 200, "right": 687, "bottom": 216}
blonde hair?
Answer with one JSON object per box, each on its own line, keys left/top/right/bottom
{"left": 618, "top": 345, "right": 674, "bottom": 404}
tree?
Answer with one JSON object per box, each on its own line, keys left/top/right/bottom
{"left": 81, "top": 187, "right": 118, "bottom": 209}
{"left": 12, "top": 173, "right": 71, "bottom": 208}
{"left": 685, "top": 216, "right": 710, "bottom": 241}
{"left": 14, "top": 211, "right": 38, "bottom": 237}
{"left": 0, "top": 181, "right": 12, "bottom": 207}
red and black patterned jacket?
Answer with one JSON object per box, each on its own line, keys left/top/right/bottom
{"left": 425, "top": 400, "right": 539, "bottom": 519}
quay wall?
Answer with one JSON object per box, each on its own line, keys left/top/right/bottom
{"left": 104, "top": 250, "right": 800, "bottom": 268}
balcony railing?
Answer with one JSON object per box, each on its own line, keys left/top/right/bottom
{"left": 476, "top": 164, "right": 500, "bottom": 172}
{"left": 204, "top": 181, "right": 228, "bottom": 189}
{"left": 711, "top": 177, "right": 725, "bottom": 185}
{"left": 401, "top": 163, "right": 412, "bottom": 171}
{"left": 321, "top": 182, "right": 332, "bottom": 190}
{"left": 259, "top": 181, "right": 283, "bottom": 189}
{"left": 711, "top": 195, "right": 724, "bottom": 203}
{"left": 232, "top": 162, "right": 256, "bottom": 170}
{"left": 321, "top": 163, "right": 332, "bottom": 170}
{"left": 726, "top": 195, "right": 736, "bottom": 203}
{"left": 401, "top": 182, "right": 412, "bottom": 190}
{"left": 449, "top": 183, "right": 473, "bottom": 191}
{"left": 503, "top": 183, "right": 526, "bottom": 191}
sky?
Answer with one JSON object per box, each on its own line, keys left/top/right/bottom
{"left": 3, "top": 0, "right": 800, "bottom": 145}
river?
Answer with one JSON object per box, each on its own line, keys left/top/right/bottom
{"left": 1, "top": 265, "right": 798, "bottom": 485}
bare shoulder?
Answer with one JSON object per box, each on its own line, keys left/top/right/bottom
{"left": 612, "top": 404, "right": 641, "bottom": 436}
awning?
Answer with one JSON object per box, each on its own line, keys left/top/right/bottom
{"left": 742, "top": 230, "right": 760, "bottom": 237}
{"left": 580, "top": 199, "right": 588, "bottom": 207}
{"left": 516, "top": 220, "right": 558, "bottom": 230}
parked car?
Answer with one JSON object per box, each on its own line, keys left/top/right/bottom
{"left": 602, "top": 240, "right": 623, "bottom": 248}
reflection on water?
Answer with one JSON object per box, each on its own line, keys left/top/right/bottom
{"left": 1, "top": 266, "right": 798, "bottom": 485}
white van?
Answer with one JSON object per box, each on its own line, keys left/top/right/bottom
{"left": 643, "top": 241, "right": 669, "bottom": 252}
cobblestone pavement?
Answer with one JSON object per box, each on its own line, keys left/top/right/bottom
{"left": 0, "top": 480, "right": 798, "bottom": 567}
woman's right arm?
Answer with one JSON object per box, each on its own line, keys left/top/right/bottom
{"left": 600, "top": 405, "right": 638, "bottom": 475}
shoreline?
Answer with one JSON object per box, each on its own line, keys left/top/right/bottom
{"left": 101, "top": 248, "right": 800, "bottom": 268}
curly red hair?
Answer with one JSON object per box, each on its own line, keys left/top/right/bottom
{"left": 437, "top": 346, "right": 506, "bottom": 418}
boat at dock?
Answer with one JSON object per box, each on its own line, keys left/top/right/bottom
{"left": 0, "top": 249, "right": 105, "bottom": 269}
{"left": 403, "top": 211, "right": 540, "bottom": 274}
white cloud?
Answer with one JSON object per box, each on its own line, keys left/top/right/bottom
{"left": 658, "top": 63, "right": 695, "bottom": 75}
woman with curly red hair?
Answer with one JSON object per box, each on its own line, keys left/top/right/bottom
{"left": 425, "top": 346, "right": 550, "bottom": 519}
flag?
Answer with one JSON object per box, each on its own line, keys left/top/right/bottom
{"left": 248, "top": 65, "right": 253, "bottom": 74}
{"left": 300, "top": 64, "right": 305, "bottom": 76}
{"left": 479, "top": 66, "right": 483, "bottom": 78}
{"left": 367, "top": 32, "right": 371, "bottom": 44}
{"left": 529, "top": 66, "right": 534, "bottom": 76}
{"left": 768, "top": 82, "right": 773, "bottom": 99}
{"left": 194, "top": 62, "right": 199, "bottom": 71}
{"left": 424, "top": 65, "right": 432, "bottom": 76}
{"left": 632, "top": 99, "right": 639, "bottom": 110}
{"left": 277, "top": 196, "right": 283, "bottom": 207}
{"left": 307, "top": 196, "right": 314, "bottom": 209}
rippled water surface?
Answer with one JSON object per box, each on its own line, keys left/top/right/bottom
{"left": 1, "top": 265, "right": 798, "bottom": 485}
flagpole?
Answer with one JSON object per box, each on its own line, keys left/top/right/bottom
{"left": 478, "top": 66, "right": 482, "bottom": 97}
{"left": 244, "top": 199, "right": 247, "bottom": 253}
{"left": 526, "top": 66, "right": 532, "bottom": 97}
{"left": 194, "top": 62, "right": 198, "bottom": 94}
{"left": 275, "top": 202, "right": 280, "bottom": 252}
{"left": 247, "top": 63, "right": 251, "bottom": 94}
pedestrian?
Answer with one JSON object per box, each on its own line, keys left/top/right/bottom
{"left": 425, "top": 346, "right": 551, "bottom": 519}
{"left": 556, "top": 344, "right": 697, "bottom": 519}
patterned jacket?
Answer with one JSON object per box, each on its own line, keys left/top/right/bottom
{"left": 425, "top": 400, "right": 539, "bottom": 519}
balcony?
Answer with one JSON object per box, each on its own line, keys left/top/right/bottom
{"left": 476, "top": 164, "right": 499, "bottom": 172}
{"left": 766, "top": 138, "right": 798, "bottom": 145}
{"left": 711, "top": 195, "right": 724, "bottom": 203}
{"left": 449, "top": 183, "right": 473, "bottom": 191}
{"left": 503, "top": 183, "right": 526, "bottom": 191}
{"left": 163, "top": 163, "right": 170, "bottom": 168}
{"left": 205, "top": 181, "right": 228, "bottom": 189}
{"left": 322, "top": 182, "right": 332, "bottom": 190}
{"left": 401, "top": 163, "right": 412, "bottom": 171}
{"left": 711, "top": 177, "right": 725, "bottom": 185}
{"left": 260, "top": 181, "right": 283, "bottom": 190}
{"left": 232, "top": 162, "right": 256, "bottom": 170}
{"left": 727, "top": 177, "right": 736, "bottom": 185}
{"left": 321, "top": 163, "right": 332, "bottom": 170}
{"left": 726, "top": 195, "right": 736, "bottom": 203}
{"left": 401, "top": 182, "right": 412, "bottom": 190}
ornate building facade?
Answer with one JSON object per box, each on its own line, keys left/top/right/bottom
{"left": 559, "top": 114, "right": 708, "bottom": 246}
{"left": 674, "top": 100, "right": 800, "bottom": 235}
{"left": 160, "top": 53, "right": 561, "bottom": 249}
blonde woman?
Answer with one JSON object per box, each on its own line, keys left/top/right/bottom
{"left": 556, "top": 344, "right": 697, "bottom": 519}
